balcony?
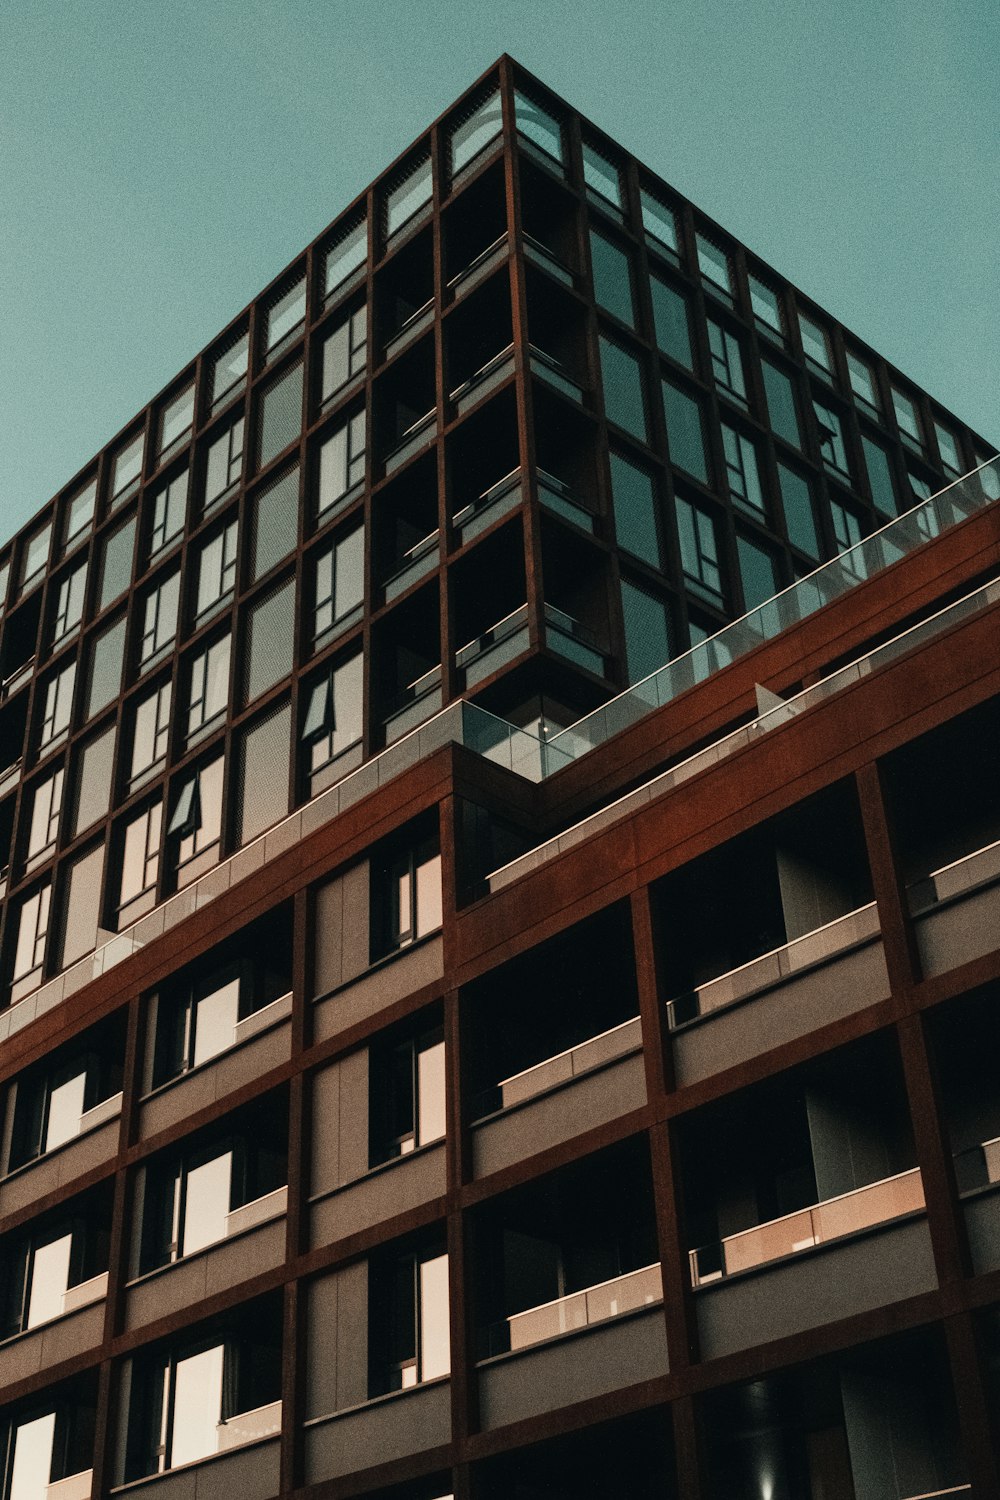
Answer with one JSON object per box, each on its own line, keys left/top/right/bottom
{"left": 450, "top": 342, "right": 515, "bottom": 415}
{"left": 500, "top": 1262, "right": 661, "bottom": 1353}
{"left": 384, "top": 408, "right": 437, "bottom": 476}
{"left": 2, "top": 655, "right": 35, "bottom": 701}
{"left": 452, "top": 466, "right": 523, "bottom": 542}
{"left": 383, "top": 528, "right": 440, "bottom": 603}
{"left": 909, "top": 837, "right": 1000, "bottom": 978}
{"left": 216, "top": 1398, "right": 282, "bottom": 1452}
{"left": 528, "top": 343, "right": 586, "bottom": 403}
{"left": 456, "top": 605, "right": 530, "bottom": 687}
{"left": 543, "top": 603, "right": 606, "bottom": 676}
{"left": 537, "top": 468, "right": 596, "bottom": 532}
{"left": 488, "top": 1014, "right": 641, "bottom": 1113}
{"left": 447, "top": 231, "right": 508, "bottom": 301}
{"left": 522, "top": 232, "right": 574, "bottom": 287}
{"left": 46, "top": 1473, "right": 93, "bottom": 1500}
{"left": 383, "top": 664, "right": 443, "bottom": 743}
{"left": 384, "top": 296, "right": 434, "bottom": 362}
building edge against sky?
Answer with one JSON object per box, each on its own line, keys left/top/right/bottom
{"left": 0, "top": 52, "right": 998, "bottom": 1500}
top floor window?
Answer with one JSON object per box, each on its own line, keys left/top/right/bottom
{"left": 514, "top": 91, "right": 564, "bottom": 169}
{"left": 384, "top": 155, "right": 433, "bottom": 240}
{"left": 847, "top": 349, "right": 880, "bottom": 414}
{"left": 62, "top": 477, "right": 97, "bottom": 553}
{"left": 640, "top": 189, "right": 680, "bottom": 261}
{"left": 210, "top": 329, "right": 249, "bottom": 410}
{"left": 157, "top": 384, "right": 195, "bottom": 464}
{"left": 934, "top": 419, "right": 963, "bottom": 475}
{"left": 798, "top": 312, "right": 834, "bottom": 378}
{"left": 748, "top": 272, "right": 785, "bottom": 341}
{"left": 19, "top": 522, "right": 51, "bottom": 596}
{"left": 109, "top": 430, "right": 144, "bottom": 509}
{"left": 696, "top": 234, "right": 734, "bottom": 302}
{"left": 371, "top": 824, "right": 443, "bottom": 961}
{"left": 264, "top": 276, "right": 306, "bottom": 358}
{"left": 324, "top": 217, "right": 367, "bottom": 302}
{"left": 582, "top": 141, "right": 623, "bottom": 212}
{"left": 891, "top": 384, "right": 925, "bottom": 452}
{"left": 449, "top": 87, "right": 503, "bottom": 179}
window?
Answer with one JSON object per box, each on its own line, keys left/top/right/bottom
{"left": 385, "top": 155, "right": 432, "bottom": 238}
{"left": 934, "top": 420, "right": 963, "bottom": 475}
{"left": 707, "top": 318, "right": 746, "bottom": 406}
{"left": 650, "top": 276, "right": 692, "bottom": 367}
{"left": 59, "top": 844, "right": 104, "bottom": 969}
{"left": 324, "top": 217, "right": 367, "bottom": 301}
{"left": 264, "top": 276, "right": 306, "bottom": 356}
{"left": 210, "top": 330, "right": 249, "bottom": 409}
{"left": 847, "top": 349, "right": 880, "bottom": 414}
{"left": 372, "top": 828, "right": 442, "bottom": 959}
{"left": 71, "top": 725, "right": 115, "bottom": 835}
{"left": 139, "top": 571, "right": 180, "bottom": 668}
{"left": 862, "top": 435, "right": 899, "bottom": 518}
{"left": 371, "top": 1028, "right": 446, "bottom": 1166}
{"left": 8, "top": 1027, "right": 123, "bottom": 1167}
{"left": 314, "top": 527, "right": 364, "bottom": 645}
{"left": 589, "top": 229, "right": 635, "bottom": 327}
{"left": 599, "top": 336, "right": 648, "bottom": 442}
{"left": 0, "top": 557, "right": 8, "bottom": 616}
{"left": 582, "top": 141, "right": 622, "bottom": 210}
{"left": 85, "top": 615, "right": 125, "bottom": 718}
{"left": 640, "top": 189, "right": 680, "bottom": 259}
{"left": 194, "top": 520, "right": 238, "bottom": 621}
{"left": 675, "top": 497, "right": 723, "bottom": 601}
{"left": 203, "top": 418, "right": 244, "bottom": 512}
{"left": 761, "top": 358, "right": 801, "bottom": 447}
{"left": 777, "top": 463, "right": 820, "bottom": 558}
{"left": 302, "top": 653, "right": 364, "bottom": 793}
{"left": 830, "top": 497, "right": 864, "bottom": 558}
{"left": 257, "top": 361, "right": 303, "bottom": 470}
{"left": 609, "top": 450, "right": 660, "bottom": 566}
{"left": 449, "top": 87, "right": 503, "bottom": 177}
{"left": 11, "top": 884, "right": 50, "bottom": 1000}
{"left": 117, "top": 802, "right": 162, "bottom": 924}
{"left": 5, "top": 1221, "right": 82, "bottom": 1334}
{"left": 250, "top": 465, "right": 299, "bottom": 582}
{"left": 891, "top": 384, "right": 924, "bottom": 451}
{"left": 168, "top": 756, "right": 224, "bottom": 884}
{"left": 235, "top": 702, "right": 290, "bottom": 845}
{"left": 51, "top": 562, "right": 87, "bottom": 645}
{"left": 62, "top": 477, "right": 97, "bottom": 551}
{"left": 318, "top": 410, "right": 366, "bottom": 516}
{"left": 185, "top": 635, "right": 230, "bottom": 744}
{"left": 908, "top": 467, "right": 933, "bottom": 502}
{"left": 371, "top": 1246, "right": 450, "bottom": 1394}
{"left": 3, "top": 1406, "right": 92, "bottom": 1500}
{"left": 110, "top": 430, "right": 144, "bottom": 506}
{"left": 244, "top": 579, "right": 295, "bottom": 704}
{"left": 38, "top": 661, "right": 76, "bottom": 752}
{"left": 97, "top": 514, "right": 136, "bottom": 611}
{"left": 620, "top": 578, "right": 672, "bottom": 683}
{"left": 19, "top": 522, "right": 51, "bottom": 596}
{"left": 321, "top": 305, "right": 367, "bottom": 404}
{"left": 722, "top": 424, "right": 765, "bottom": 516}
{"left": 798, "top": 312, "right": 834, "bottom": 377}
{"left": 129, "top": 681, "right": 172, "bottom": 787}
{"left": 812, "top": 397, "right": 850, "bottom": 475}
{"left": 736, "top": 533, "right": 782, "bottom": 611}
{"left": 748, "top": 272, "right": 784, "bottom": 340}
{"left": 696, "top": 234, "right": 734, "bottom": 301}
{"left": 158, "top": 384, "right": 195, "bottom": 462}
{"left": 661, "top": 379, "right": 708, "bottom": 483}
{"left": 149, "top": 469, "right": 188, "bottom": 557}
{"left": 514, "top": 91, "right": 564, "bottom": 166}
{"left": 25, "top": 769, "right": 64, "bottom": 870}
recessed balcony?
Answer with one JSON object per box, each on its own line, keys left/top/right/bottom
{"left": 447, "top": 230, "right": 509, "bottom": 301}
{"left": 452, "top": 466, "right": 523, "bottom": 542}
{"left": 450, "top": 342, "right": 515, "bottom": 415}
{"left": 909, "top": 836, "right": 1000, "bottom": 977}
{"left": 495, "top": 1261, "right": 661, "bottom": 1354}
{"left": 456, "top": 605, "right": 530, "bottom": 688}
{"left": 383, "top": 528, "right": 440, "bottom": 603}
{"left": 384, "top": 664, "right": 443, "bottom": 742}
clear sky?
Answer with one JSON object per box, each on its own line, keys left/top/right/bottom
{"left": 1, "top": 0, "right": 997, "bottom": 543}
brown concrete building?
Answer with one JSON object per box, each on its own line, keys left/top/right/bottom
{"left": 0, "top": 54, "right": 998, "bottom": 1500}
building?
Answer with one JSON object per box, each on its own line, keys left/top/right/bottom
{"left": 0, "top": 52, "right": 998, "bottom": 1500}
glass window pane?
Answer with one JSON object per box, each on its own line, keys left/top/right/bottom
{"left": 419, "top": 1253, "right": 450, "bottom": 1381}
{"left": 98, "top": 516, "right": 136, "bottom": 611}
{"left": 171, "top": 1344, "right": 224, "bottom": 1466}
{"left": 662, "top": 380, "right": 708, "bottom": 482}
{"left": 589, "top": 230, "right": 634, "bottom": 326}
{"left": 514, "top": 91, "right": 563, "bottom": 164}
{"left": 650, "top": 277, "right": 692, "bottom": 367}
{"left": 417, "top": 1041, "right": 446, "bottom": 1146}
{"left": 749, "top": 273, "right": 783, "bottom": 336}
{"left": 450, "top": 89, "right": 502, "bottom": 176}
{"left": 386, "top": 157, "right": 432, "bottom": 236}
{"left": 212, "top": 331, "right": 249, "bottom": 405}
{"left": 722, "top": 425, "right": 764, "bottom": 515}
{"left": 321, "top": 308, "right": 367, "bottom": 403}
{"left": 415, "top": 851, "right": 443, "bottom": 937}
{"left": 26, "top": 768, "right": 64, "bottom": 866}
{"left": 777, "top": 463, "right": 820, "bottom": 558}
{"left": 761, "top": 359, "right": 801, "bottom": 447}
{"left": 193, "top": 977, "right": 240, "bottom": 1067}
{"left": 798, "top": 313, "right": 832, "bottom": 374}
{"left": 325, "top": 218, "right": 367, "bottom": 298}
{"left": 20, "top": 524, "right": 51, "bottom": 594}
{"left": 111, "top": 432, "right": 144, "bottom": 502}
{"left": 46, "top": 1068, "right": 85, "bottom": 1151}
{"left": 73, "top": 724, "right": 116, "bottom": 835}
{"left": 696, "top": 234, "right": 733, "bottom": 298}
{"left": 318, "top": 411, "right": 366, "bottom": 514}
{"left": 934, "top": 420, "right": 962, "bottom": 475}
{"left": 599, "top": 336, "right": 648, "bottom": 442}
{"left": 10, "top": 1412, "right": 56, "bottom": 1500}
{"left": 182, "top": 1151, "right": 232, "bottom": 1255}
{"left": 27, "top": 1231, "right": 72, "bottom": 1327}
{"left": 251, "top": 466, "right": 299, "bottom": 581}
{"left": 813, "top": 398, "right": 849, "bottom": 475}
{"left": 159, "top": 385, "right": 195, "bottom": 456}
{"left": 257, "top": 363, "right": 303, "bottom": 470}
{"left": 862, "top": 435, "right": 899, "bottom": 518}
{"left": 13, "top": 886, "right": 50, "bottom": 988}
{"left": 621, "top": 579, "right": 671, "bottom": 683}
{"left": 891, "top": 385, "right": 924, "bottom": 448}
{"left": 204, "top": 420, "right": 244, "bottom": 510}
{"left": 737, "top": 534, "right": 781, "bottom": 611}
{"left": 609, "top": 450, "right": 659, "bottom": 566}
{"left": 236, "top": 702, "right": 290, "bottom": 845}
{"left": 640, "top": 191, "right": 679, "bottom": 257}
{"left": 675, "top": 497, "right": 723, "bottom": 598}
{"left": 707, "top": 320, "right": 746, "bottom": 405}
{"left": 847, "top": 350, "right": 880, "bottom": 412}
{"left": 52, "top": 562, "right": 87, "bottom": 644}
{"left": 582, "top": 142, "right": 621, "bottom": 206}
{"left": 195, "top": 522, "right": 238, "bottom": 621}
{"left": 245, "top": 579, "right": 295, "bottom": 703}
{"left": 266, "top": 278, "right": 306, "bottom": 353}
{"left": 60, "top": 843, "right": 104, "bottom": 968}
{"left": 86, "top": 616, "right": 126, "bottom": 717}
{"left": 39, "top": 662, "right": 76, "bottom": 750}
{"left": 149, "top": 470, "right": 188, "bottom": 557}
{"left": 64, "top": 478, "right": 97, "bottom": 549}
{"left": 119, "top": 803, "right": 161, "bottom": 914}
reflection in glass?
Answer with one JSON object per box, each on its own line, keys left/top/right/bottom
{"left": 9, "top": 1412, "right": 56, "bottom": 1500}
{"left": 183, "top": 1152, "right": 232, "bottom": 1255}
{"left": 171, "top": 1344, "right": 224, "bottom": 1466}
{"left": 46, "top": 1069, "right": 86, "bottom": 1151}
{"left": 193, "top": 978, "right": 240, "bottom": 1067}
{"left": 419, "top": 1252, "right": 450, "bottom": 1381}
{"left": 27, "top": 1232, "right": 72, "bottom": 1328}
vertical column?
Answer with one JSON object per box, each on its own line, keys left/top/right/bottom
{"left": 280, "top": 885, "right": 310, "bottom": 1491}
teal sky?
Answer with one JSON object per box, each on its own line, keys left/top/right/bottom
{"left": 1, "top": 0, "right": 997, "bottom": 543}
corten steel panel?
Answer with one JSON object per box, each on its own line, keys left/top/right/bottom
{"left": 123, "top": 1217, "right": 286, "bottom": 1331}
{"left": 694, "top": 1215, "right": 938, "bottom": 1360}
{"left": 137, "top": 1018, "right": 292, "bottom": 1138}
{"left": 0, "top": 1114, "right": 121, "bottom": 1217}
{"left": 670, "top": 939, "right": 892, "bottom": 1088}
{"left": 0, "top": 1297, "right": 105, "bottom": 1387}
{"left": 304, "top": 1377, "right": 451, "bottom": 1482}
{"left": 471, "top": 1049, "right": 646, "bottom": 1178}
{"left": 312, "top": 936, "right": 445, "bottom": 1042}
{"left": 309, "top": 1142, "right": 446, "bottom": 1248}
{"left": 477, "top": 1306, "right": 669, "bottom": 1430}
{"left": 915, "top": 883, "right": 1000, "bottom": 979}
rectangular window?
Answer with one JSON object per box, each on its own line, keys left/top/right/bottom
{"left": 203, "top": 419, "right": 244, "bottom": 512}
{"left": 590, "top": 229, "right": 635, "bottom": 327}
{"left": 169, "top": 756, "right": 224, "bottom": 883}
{"left": 20, "top": 522, "right": 51, "bottom": 596}
{"left": 908, "top": 467, "right": 933, "bottom": 502}
{"left": 250, "top": 465, "right": 299, "bottom": 581}
{"left": 139, "top": 571, "right": 180, "bottom": 668}
{"left": 25, "top": 768, "right": 64, "bottom": 870}
{"left": 38, "top": 662, "right": 76, "bottom": 752}
{"left": 707, "top": 318, "right": 746, "bottom": 406}
{"left": 118, "top": 801, "right": 162, "bottom": 924}
{"left": 385, "top": 155, "right": 432, "bottom": 238}
{"left": 51, "top": 562, "right": 87, "bottom": 645}
{"left": 194, "top": 521, "right": 238, "bottom": 622}
{"left": 372, "top": 829, "right": 442, "bottom": 959}
{"left": 236, "top": 702, "right": 291, "bottom": 846}
{"left": 110, "top": 431, "right": 144, "bottom": 506}
{"left": 798, "top": 312, "right": 834, "bottom": 377}
{"left": 582, "top": 141, "right": 622, "bottom": 210}
{"left": 130, "top": 681, "right": 172, "bottom": 787}
{"left": 450, "top": 87, "right": 503, "bottom": 178}
{"left": 372, "top": 1030, "right": 446, "bottom": 1164}
{"left": 748, "top": 273, "right": 784, "bottom": 340}
{"left": 97, "top": 514, "right": 136, "bottom": 611}
{"left": 22, "top": 1228, "right": 74, "bottom": 1330}
{"left": 514, "top": 91, "right": 564, "bottom": 167}
{"left": 862, "top": 435, "right": 899, "bottom": 518}
{"left": 934, "top": 420, "right": 963, "bottom": 475}
{"left": 62, "top": 477, "right": 97, "bottom": 551}
{"left": 640, "top": 189, "right": 680, "bottom": 260}
{"left": 302, "top": 653, "right": 364, "bottom": 793}
{"left": 661, "top": 379, "right": 708, "bottom": 483}
{"left": 265, "top": 276, "right": 306, "bottom": 356}
{"left": 210, "top": 330, "right": 249, "bottom": 409}
{"left": 149, "top": 469, "right": 188, "bottom": 557}
{"left": 675, "top": 496, "right": 723, "bottom": 601}
{"left": 257, "top": 361, "right": 303, "bottom": 470}
{"left": 244, "top": 579, "right": 295, "bottom": 704}
{"left": 777, "top": 462, "right": 820, "bottom": 558}
{"left": 321, "top": 306, "right": 367, "bottom": 404}
{"left": 158, "top": 384, "right": 195, "bottom": 461}
{"left": 186, "top": 635, "right": 231, "bottom": 744}
{"left": 736, "top": 532, "right": 782, "bottom": 611}
{"left": 891, "top": 385, "right": 924, "bottom": 451}
{"left": 86, "top": 615, "right": 126, "bottom": 718}
{"left": 12, "top": 885, "right": 50, "bottom": 997}
{"left": 812, "top": 397, "right": 850, "bottom": 475}
{"left": 314, "top": 528, "right": 364, "bottom": 646}
{"left": 761, "top": 358, "right": 801, "bottom": 447}
{"left": 599, "top": 336, "right": 648, "bottom": 443}
{"left": 650, "top": 276, "right": 692, "bottom": 367}
{"left": 325, "top": 217, "right": 367, "bottom": 300}
{"left": 609, "top": 450, "right": 660, "bottom": 566}
{"left": 722, "top": 424, "right": 765, "bottom": 515}
{"left": 847, "top": 349, "right": 880, "bottom": 413}
{"left": 318, "top": 410, "right": 366, "bottom": 517}
{"left": 696, "top": 234, "right": 734, "bottom": 301}
{"left": 829, "top": 497, "right": 864, "bottom": 558}
{"left": 621, "top": 578, "right": 672, "bottom": 684}
{"left": 72, "top": 724, "right": 115, "bottom": 836}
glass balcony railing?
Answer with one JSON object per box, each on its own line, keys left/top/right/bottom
{"left": 537, "top": 468, "right": 596, "bottom": 532}
{"left": 528, "top": 344, "right": 586, "bottom": 403}
{"left": 456, "top": 605, "right": 530, "bottom": 687}
{"left": 689, "top": 1166, "right": 925, "bottom": 1286}
{"left": 384, "top": 408, "right": 437, "bottom": 475}
{"left": 543, "top": 603, "right": 607, "bottom": 676}
{"left": 383, "top": 528, "right": 440, "bottom": 602}
{"left": 474, "top": 1015, "right": 642, "bottom": 1118}
{"left": 447, "top": 232, "right": 509, "bottom": 299}
{"left": 384, "top": 296, "right": 434, "bottom": 360}
{"left": 487, "top": 1263, "right": 662, "bottom": 1356}
{"left": 449, "top": 343, "right": 515, "bottom": 413}
{"left": 907, "top": 837, "right": 1000, "bottom": 916}
{"left": 383, "top": 664, "right": 443, "bottom": 743}
{"left": 452, "top": 466, "right": 523, "bottom": 540}
{"left": 522, "top": 232, "right": 574, "bottom": 287}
